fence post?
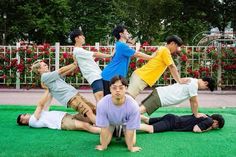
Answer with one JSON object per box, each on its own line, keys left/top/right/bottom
{"left": 55, "top": 42, "right": 60, "bottom": 70}
{"left": 95, "top": 42, "right": 99, "bottom": 51}
{"left": 217, "top": 43, "right": 222, "bottom": 91}
{"left": 136, "top": 42, "right": 141, "bottom": 52}
{"left": 15, "top": 42, "right": 21, "bottom": 89}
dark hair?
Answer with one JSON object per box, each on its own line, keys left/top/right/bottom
{"left": 16, "top": 114, "right": 25, "bottom": 126}
{"left": 202, "top": 77, "right": 216, "bottom": 92}
{"left": 166, "top": 35, "right": 183, "bottom": 46}
{"left": 69, "top": 29, "right": 84, "bottom": 43}
{"left": 110, "top": 75, "right": 128, "bottom": 87}
{"left": 112, "top": 25, "right": 127, "bottom": 40}
{"left": 211, "top": 114, "right": 225, "bottom": 128}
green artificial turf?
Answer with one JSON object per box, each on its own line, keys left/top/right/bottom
{"left": 0, "top": 105, "right": 236, "bottom": 157}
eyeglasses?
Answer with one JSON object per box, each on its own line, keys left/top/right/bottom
{"left": 111, "top": 85, "right": 125, "bottom": 91}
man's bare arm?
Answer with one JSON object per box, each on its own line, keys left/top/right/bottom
{"left": 33, "top": 89, "right": 52, "bottom": 120}
{"left": 189, "top": 96, "right": 206, "bottom": 118}
{"left": 58, "top": 55, "right": 78, "bottom": 77}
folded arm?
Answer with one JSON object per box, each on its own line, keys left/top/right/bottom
{"left": 193, "top": 125, "right": 212, "bottom": 133}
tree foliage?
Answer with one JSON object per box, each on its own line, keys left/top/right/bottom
{"left": 0, "top": 0, "right": 235, "bottom": 45}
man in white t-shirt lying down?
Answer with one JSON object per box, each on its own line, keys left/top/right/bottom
{"left": 17, "top": 89, "right": 100, "bottom": 134}
{"left": 139, "top": 77, "right": 216, "bottom": 118}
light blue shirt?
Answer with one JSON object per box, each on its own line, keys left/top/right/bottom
{"left": 96, "top": 94, "right": 140, "bottom": 130}
{"left": 101, "top": 41, "right": 135, "bottom": 81}
{"left": 41, "top": 71, "right": 77, "bottom": 106}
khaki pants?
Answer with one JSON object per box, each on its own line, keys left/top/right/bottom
{"left": 67, "top": 93, "right": 96, "bottom": 117}
{"left": 61, "top": 113, "right": 91, "bottom": 130}
{"left": 127, "top": 72, "right": 148, "bottom": 98}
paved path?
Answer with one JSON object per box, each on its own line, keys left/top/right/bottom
{"left": 0, "top": 89, "right": 235, "bottom": 108}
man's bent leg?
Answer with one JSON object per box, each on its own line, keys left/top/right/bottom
{"left": 73, "top": 113, "right": 92, "bottom": 124}
{"left": 127, "top": 72, "right": 147, "bottom": 98}
{"left": 141, "top": 89, "right": 161, "bottom": 115}
{"left": 68, "top": 95, "right": 96, "bottom": 124}
{"left": 79, "top": 94, "right": 96, "bottom": 114}
{"left": 61, "top": 114, "right": 100, "bottom": 134}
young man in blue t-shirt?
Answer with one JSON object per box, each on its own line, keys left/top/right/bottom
{"left": 102, "top": 25, "right": 155, "bottom": 95}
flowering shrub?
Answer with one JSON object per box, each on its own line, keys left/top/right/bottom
{"left": 0, "top": 42, "right": 235, "bottom": 89}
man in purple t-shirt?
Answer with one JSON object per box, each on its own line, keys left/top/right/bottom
{"left": 96, "top": 76, "right": 141, "bottom": 152}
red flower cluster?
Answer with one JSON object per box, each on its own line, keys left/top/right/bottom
{"left": 142, "top": 41, "right": 150, "bottom": 47}
{"left": 130, "top": 62, "right": 136, "bottom": 70}
{"left": 224, "top": 64, "right": 236, "bottom": 70}
{"left": 181, "top": 55, "right": 188, "bottom": 62}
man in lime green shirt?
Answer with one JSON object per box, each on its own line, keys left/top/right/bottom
{"left": 127, "top": 35, "right": 189, "bottom": 98}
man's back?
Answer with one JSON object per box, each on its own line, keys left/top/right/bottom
{"left": 101, "top": 41, "right": 135, "bottom": 81}
{"left": 157, "top": 78, "right": 198, "bottom": 107}
{"left": 135, "top": 46, "right": 174, "bottom": 87}
{"left": 173, "top": 114, "right": 213, "bottom": 131}
{"left": 41, "top": 71, "right": 77, "bottom": 106}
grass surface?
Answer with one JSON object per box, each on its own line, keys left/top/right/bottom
{"left": 0, "top": 105, "right": 236, "bottom": 157}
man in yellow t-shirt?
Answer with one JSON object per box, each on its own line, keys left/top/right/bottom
{"left": 127, "top": 35, "right": 190, "bottom": 98}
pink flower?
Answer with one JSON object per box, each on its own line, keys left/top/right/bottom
{"left": 44, "top": 51, "right": 49, "bottom": 55}
{"left": 62, "top": 52, "right": 69, "bottom": 59}
{"left": 26, "top": 58, "right": 32, "bottom": 62}
{"left": 193, "top": 70, "right": 200, "bottom": 78}
{"left": 33, "top": 55, "right": 38, "bottom": 60}
{"left": 105, "top": 58, "right": 110, "bottom": 63}
{"left": 142, "top": 41, "right": 150, "bottom": 46}
{"left": 1, "top": 74, "right": 7, "bottom": 79}
{"left": 138, "top": 59, "right": 145, "bottom": 64}
{"left": 130, "top": 62, "right": 136, "bottom": 70}
{"left": 187, "top": 68, "right": 192, "bottom": 74}
{"left": 50, "top": 48, "right": 55, "bottom": 52}
{"left": 27, "top": 49, "right": 32, "bottom": 54}
{"left": 181, "top": 55, "right": 188, "bottom": 62}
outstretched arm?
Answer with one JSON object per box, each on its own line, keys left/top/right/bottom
{"left": 133, "top": 51, "right": 155, "bottom": 61}
{"left": 33, "top": 89, "right": 52, "bottom": 120}
{"left": 93, "top": 51, "right": 113, "bottom": 58}
{"left": 58, "top": 55, "right": 78, "bottom": 77}
{"left": 169, "top": 64, "right": 190, "bottom": 84}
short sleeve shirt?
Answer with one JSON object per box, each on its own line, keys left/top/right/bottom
{"left": 73, "top": 47, "right": 102, "bottom": 84}
{"left": 41, "top": 71, "right": 77, "bottom": 106}
{"left": 157, "top": 78, "right": 198, "bottom": 107}
{"left": 135, "top": 46, "right": 174, "bottom": 86}
{"left": 101, "top": 41, "right": 135, "bottom": 81}
{"left": 96, "top": 95, "right": 140, "bottom": 130}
